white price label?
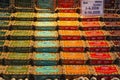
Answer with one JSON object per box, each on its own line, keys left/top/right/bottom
{"left": 81, "top": 0, "right": 104, "bottom": 16}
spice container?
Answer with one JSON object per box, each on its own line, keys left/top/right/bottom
{"left": 34, "top": 22, "right": 57, "bottom": 30}
{"left": 14, "top": 0, "right": 34, "bottom": 12}
{"left": 59, "top": 30, "right": 83, "bottom": 40}
{"left": 36, "top": 13, "right": 57, "bottom": 21}
{"left": 8, "top": 40, "right": 33, "bottom": 53}
{"left": 31, "top": 66, "right": 62, "bottom": 80}
{"left": 32, "top": 52, "right": 59, "bottom": 66}
{"left": 57, "top": 8, "right": 77, "bottom": 13}
{"left": 60, "top": 40, "right": 85, "bottom": 52}
{"left": 80, "top": 21, "right": 104, "bottom": 30}
{"left": 80, "top": 16, "right": 100, "bottom": 21}
{"left": 13, "top": 12, "right": 35, "bottom": 21}
{"left": 112, "top": 41, "right": 120, "bottom": 52}
{"left": 60, "top": 52, "right": 88, "bottom": 65}
{"left": 63, "top": 65, "right": 91, "bottom": 79}
{"left": 35, "top": 0, "right": 56, "bottom": 12}
{"left": 0, "top": 30, "right": 9, "bottom": 40}
{"left": 86, "top": 41, "right": 112, "bottom": 52}
{"left": 104, "top": 22, "right": 120, "bottom": 30}
{"left": 57, "top": 0, "right": 76, "bottom": 8}
{"left": 0, "top": 20, "right": 11, "bottom": 30}
{"left": 88, "top": 52, "right": 116, "bottom": 65}
{"left": 58, "top": 13, "right": 79, "bottom": 21}
{"left": 5, "top": 52, "right": 32, "bottom": 65}
{"left": 92, "top": 65, "right": 120, "bottom": 80}
{"left": 4, "top": 66, "right": 30, "bottom": 80}
{"left": 34, "top": 41, "right": 59, "bottom": 52}
{"left": 14, "top": 0, "right": 34, "bottom": 8}
{"left": 83, "top": 30, "right": 108, "bottom": 40}
{"left": 34, "top": 31, "right": 58, "bottom": 40}
{"left": 10, "top": 30, "right": 33, "bottom": 40}
{"left": 0, "top": 40, "right": 8, "bottom": 52}
{"left": 12, "top": 21, "right": 33, "bottom": 30}
{"left": 58, "top": 21, "right": 79, "bottom": 30}
{"left": 102, "top": 13, "right": 120, "bottom": 21}
{"left": 108, "top": 30, "right": 120, "bottom": 40}
{"left": 0, "top": 12, "right": 11, "bottom": 20}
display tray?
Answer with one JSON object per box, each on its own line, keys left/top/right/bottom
{"left": 112, "top": 41, "right": 120, "bottom": 52}
{"left": 31, "top": 66, "right": 62, "bottom": 80}
{"left": 34, "top": 31, "right": 58, "bottom": 40}
{"left": 87, "top": 52, "right": 116, "bottom": 65}
{"left": 34, "top": 22, "right": 57, "bottom": 30}
{"left": 0, "top": 65, "right": 5, "bottom": 74}
{"left": 13, "top": 12, "right": 35, "bottom": 21}
{"left": 86, "top": 41, "right": 112, "bottom": 52}
{"left": 56, "top": 8, "right": 77, "bottom": 13}
{"left": 60, "top": 52, "right": 88, "bottom": 65}
{"left": 10, "top": 30, "right": 33, "bottom": 40}
{"left": 58, "top": 21, "right": 79, "bottom": 30}
{"left": 0, "top": 40, "right": 7, "bottom": 52}
{"left": 0, "top": 20, "right": 11, "bottom": 30}
{"left": 83, "top": 30, "right": 108, "bottom": 40}
{"left": 80, "top": 16, "right": 100, "bottom": 21}
{"left": 32, "top": 52, "right": 59, "bottom": 66}
{"left": 104, "top": 22, "right": 120, "bottom": 30}
{"left": 5, "top": 52, "right": 32, "bottom": 65}
{"left": 0, "top": 12, "right": 12, "bottom": 20}
{"left": 63, "top": 65, "right": 91, "bottom": 80}
{"left": 60, "top": 40, "right": 85, "bottom": 52}
{"left": 36, "top": 13, "right": 57, "bottom": 21}
{"left": 108, "top": 31, "right": 120, "bottom": 40}
{"left": 92, "top": 65, "right": 120, "bottom": 80}
{"left": 58, "top": 13, "right": 79, "bottom": 21}
{"left": 101, "top": 13, "right": 120, "bottom": 21}
{"left": 3, "top": 66, "right": 30, "bottom": 80}
{"left": 80, "top": 21, "right": 103, "bottom": 30}
{"left": 34, "top": 41, "right": 59, "bottom": 52}
{"left": 8, "top": 40, "right": 33, "bottom": 53}
{"left": 0, "top": 30, "right": 9, "bottom": 40}
{"left": 11, "top": 21, "right": 33, "bottom": 30}
{"left": 59, "top": 30, "right": 83, "bottom": 40}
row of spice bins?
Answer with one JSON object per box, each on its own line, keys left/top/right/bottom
{"left": 0, "top": 65, "right": 120, "bottom": 80}
{"left": 0, "top": 12, "right": 120, "bottom": 21}
{"left": 0, "top": 52, "right": 120, "bottom": 66}
{"left": 0, "top": 30, "right": 120, "bottom": 40}
{"left": 0, "top": 21, "right": 120, "bottom": 31}
{"left": 0, "top": 0, "right": 120, "bottom": 10}
{"left": 1, "top": 40, "right": 120, "bottom": 52}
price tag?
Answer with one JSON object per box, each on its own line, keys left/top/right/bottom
{"left": 81, "top": 0, "right": 104, "bottom": 16}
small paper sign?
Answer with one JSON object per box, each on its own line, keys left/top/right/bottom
{"left": 81, "top": 0, "right": 104, "bottom": 16}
